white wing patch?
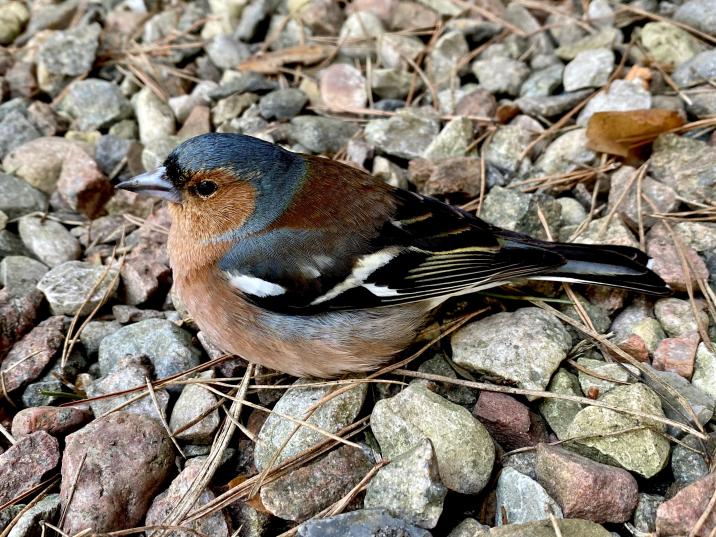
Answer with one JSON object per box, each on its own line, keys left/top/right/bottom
{"left": 363, "top": 283, "right": 400, "bottom": 296}
{"left": 311, "top": 248, "right": 402, "bottom": 305}
{"left": 225, "top": 272, "right": 286, "bottom": 297}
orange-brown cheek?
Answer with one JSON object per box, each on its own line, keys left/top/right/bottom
{"left": 168, "top": 181, "right": 256, "bottom": 273}
{"left": 181, "top": 181, "right": 256, "bottom": 242}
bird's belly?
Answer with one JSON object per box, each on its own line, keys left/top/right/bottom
{"left": 175, "top": 274, "right": 429, "bottom": 378}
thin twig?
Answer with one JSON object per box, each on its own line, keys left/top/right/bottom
{"left": 154, "top": 364, "right": 254, "bottom": 536}
{"left": 690, "top": 486, "right": 716, "bottom": 537}
{"left": 392, "top": 369, "right": 703, "bottom": 437}
{"left": 0, "top": 423, "right": 16, "bottom": 445}
{"left": 59, "top": 453, "right": 87, "bottom": 530}
{"left": 145, "top": 377, "right": 185, "bottom": 458}
{"left": 0, "top": 480, "right": 56, "bottom": 537}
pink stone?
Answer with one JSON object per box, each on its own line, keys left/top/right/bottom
{"left": 407, "top": 158, "right": 436, "bottom": 190}
{"left": 657, "top": 472, "right": 716, "bottom": 536}
{"left": 616, "top": 333, "right": 650, "bottom": 362}
{"left": 586, "top": 285, "right": 627, "bottom": 315}
{"left": 320, "top": 64, "right": 367, "bottom": 112}
{"left": 56, "top": 146, "right": 113, "bottom": 218}
{"left": 178, "top": 105, "right": 211, "bottom": 140}
{"left": 120, "top": 207, "right": 171, "bottom": 305}
{"left": 536, "top": 443, "right": 638, "bottom": 524}
{"left": 647, "top": 224, "right": 709, "bottom": 292}
{"left": 0, "top": 431, "right": 60, "bottom": 504}
{"left": 652, "top": 334, "right": 699, "bottom": 379}
{"left": 0, "top": 289, "right": 43, "bottom": 360}
{"left": 421, "top": 157, "right": 483, "bottom": 197}
{"left": 260, "top": 445, "right": 373, "bottom": 521}
{"left": 61, "top": 412, "right": 174, "bottom": 535}
{"left": 456, "top": 89, "right": 497, "bottom": 118}
{"left": 473, "top": 392, "right": 547, "bottom": 450}
{"left": 1, "top": 316, "right": 65, "bottom": 395}
{"left": 11, "top": 406, "right": 92, "bottom": 439}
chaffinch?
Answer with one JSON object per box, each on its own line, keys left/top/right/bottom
{"left": 117, "top": 133, "right": 670, "bottom": 378}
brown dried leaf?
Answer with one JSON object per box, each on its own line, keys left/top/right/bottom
{"left": 244, "top": 493, "right": 272, "bottom": 514}
{"left": 238, "top": 44, "right": 335, "bottom": 74}
{"left": 586, "top": 109, "right": 685, "bottom": 159}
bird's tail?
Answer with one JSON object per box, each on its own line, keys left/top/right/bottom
{"left": 525, "top": 241, "right": 672, "bottom": 296}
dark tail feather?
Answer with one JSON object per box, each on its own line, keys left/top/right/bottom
{"left": 529, "top": 242, "right": 672, "bottom": 296}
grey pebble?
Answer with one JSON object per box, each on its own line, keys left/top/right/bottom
{"left": 254, "top": 378, "right": 367, "bottom": 471}
{"left": 297, "top": 509, "right": 430, "bottom": 537}
{"left": 58, "top": 79, "right": 132, "bottom": 132}
{"left": 563, "top": 48, "right": 614, "bottom": 91}
{"left": 18, "top": 216, "right": 81, "bottom": 267}
{"left": 364, "top": 438, "right": 447, "bottom": 529}
{"left": 87, "top": 355, "right": 170, "bottom": 419}
{"left": 98, "top": 318, "right": 201, "bottom": 384}
{"left": 287, "top": 116, "right": 359, "bottom": 154}
{"left": 0, "top": 256, "right": 48, "bottom": 296}
{"left": 259, "top": 88, "right": 308, "bottom": 121}
{"left": 495, "top": 467, "right": 562, "bottom": 526}
{"left": 37, "top": 261, "right": 118, "bottom": 316}
{"left": 371, "top": 384, "right": 495, "bottom": 495}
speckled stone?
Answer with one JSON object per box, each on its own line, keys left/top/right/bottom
{"left": 254, "top": 379, "right": 368, "bottom": 471}
{"left": 452, "top": 308, "right": 572, "bottom": 395}
{"left": 371, "top": 384, "right": 495, "bottom": 495}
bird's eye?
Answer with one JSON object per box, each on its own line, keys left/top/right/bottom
{"left": 195, "top": 181, "right": 218, "bottom": 198}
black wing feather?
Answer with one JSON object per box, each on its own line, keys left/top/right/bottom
{"left": 219, "top": 188, "right": 569, "bottom": 313}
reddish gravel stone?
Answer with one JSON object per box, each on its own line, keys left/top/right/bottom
{"left": 473, "top": 392, "right": 547, "bottom": 451}
{"left": 407, "top": 158, "right": 436, "bottom": 190}
{"left": 5, "top": 61, "right": 38, "bottom": 98}
{"left": 320, "top": 63, "right": 367, "bottom": 111}
{"left": 409, "top": 157, "right": 483, "bottom": 198}
{"left": 178, "top": 104, "right": 211, "bottom": 140}
{"left": 421, "top": 157, "right": 483, "bottom": 198}
{"left": 0, "top": 431, "right": 60, "bottom": 504}
{"left": 657, "top": 472, "right": 716, "bottom": 537}
{"left": 0, "top": 316, "right": 64, "bottom": 395}
{"left": 616, "top": 333, "right": 650, "bottom": 363}
{"left": 456, "top": 89, "right": 497, "bottom": 118}
{"left": 0, "top": 289, "right": 42, "bottom": 360}
{"left": 61, "top": 412, "right": 174, "bottom": 535}
{"left": 586, "top": 286, "right": 627, "bottom": 315}
{"left": 11, "top": 406, "right": 92, "bottom": 439}
{"left": 652, "top": 334, "right": 699, "bottom": 379}
{"left": 120, "top": 208, "right": 171, "bottom": 305}
{"left": 647, "top": 224, "right": 709, "bottom": 292}
{"left": 56, "top": 144, "right": 113, "bottom": 218}
{"left": 535, "top": 444, "right": 639, "bottom": 524}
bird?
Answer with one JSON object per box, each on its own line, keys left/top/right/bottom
{"left": 116, "top": 133, "right": 670, "bottom": 378}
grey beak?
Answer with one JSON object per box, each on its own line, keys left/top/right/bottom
{"left": 115, "top": 167, "right": 181, "bottom": 203}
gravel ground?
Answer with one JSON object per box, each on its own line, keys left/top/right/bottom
{"left": 1, "top": 0, "right": 716, "bottom": 536}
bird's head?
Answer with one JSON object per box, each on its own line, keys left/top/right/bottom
{"left": 116, "top": 133, "right": 308, "bottom": 241}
